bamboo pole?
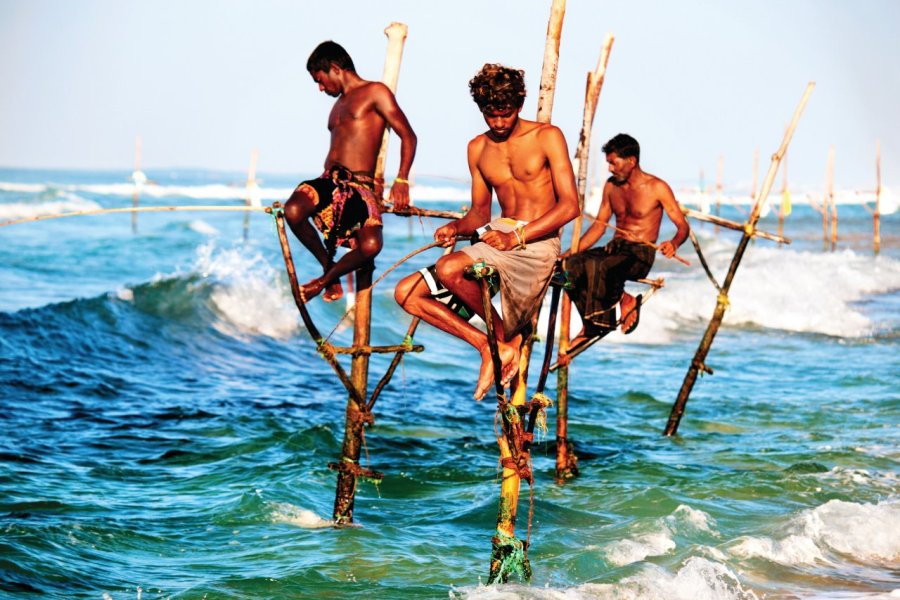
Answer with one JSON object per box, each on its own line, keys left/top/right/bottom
{"left": 554, "top": 33, "right": 614, "bottom": 483}
{"left": 778, "top": 146, "right": 787, "bottom": 244}
{"left": 489, "top": 0, "right": 566, "bottom": 584}
{"left": 874, "top": 140, "right": 882, "bottom": 255}
{"left": 664, "top": 82, "right": 815, "bottom": 437}
{"left": 243, "top": 149, "right": 260, "bottom": 242}
{"left": 131, "top": 136, "right": 146, "bottom": 234}
{"left": 714, "top": 155, "right": 723, "bottom": 235}
{"left": 827, "top": 146, "right": 837, "bottom": 251}
{"left": 680, "top": 207, "right": 789, "bottom": 244}
{"left": 332, "top": 22, "right": 409, "bottom": 526}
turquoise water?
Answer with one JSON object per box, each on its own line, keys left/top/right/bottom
{"left": 1, "top": 168, "right": 898, "bottom": 599}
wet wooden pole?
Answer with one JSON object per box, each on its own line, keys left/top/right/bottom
{"left": 243, "top": 149, "right": 260, "bottom": 242}
{"left": 778, "top": 147, "right": 788, "bottom": 244}
{"left": 664, "top": 82, "right": 815, "bottom": 437}
{"left": 553, "top": 34, "right": 614, "bottom": 483}
{"left": 827, "top": 146, "right": 837, "bottom": 251}
{"left": 874, "top": 140, "right": 882, "bottom": 255}
{"left": 332, "top": 22, "right": 408, "bottom": 526}
{"left": 488, "top": 0, "right": 565, "bottom": 584}
{"left": 130, "top": 136, "right": 146, "bottom": 234}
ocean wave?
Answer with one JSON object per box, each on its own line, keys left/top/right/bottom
{"left": 0, "top": 194, "right": 101, "bottom": 221}
{"left": 728, "top": 498, "right": 900, "bottom": 566}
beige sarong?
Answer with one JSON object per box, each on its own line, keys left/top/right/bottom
{"left": 460, "top": 218, "right": 560, "bottom": 336}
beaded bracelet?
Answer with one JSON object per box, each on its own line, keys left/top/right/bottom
{"left": 514, "top": 224, "right": 527, "bottom": 250}
{"left": 394, "top": 177, "right": 410, "bottom": 184}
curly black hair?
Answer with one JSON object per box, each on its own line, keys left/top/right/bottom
{"left": 469, "top": 64, "right": 526, "bottom": 112}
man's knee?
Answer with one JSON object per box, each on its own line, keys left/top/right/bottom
{"left": 356, "top": 228, "right": 383, "bottom": 260}
{"left": 283, "top": 190, "right": 315, "bottom": 224}
{"left": 435, "top": 253, "right": 468, "bottom": 287}
{"left": 394, "top": 272, "right": 423, "bottom": 309}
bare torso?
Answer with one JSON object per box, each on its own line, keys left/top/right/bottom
{"left": 607, "top": 172, "right": 668, "bottom": 243}
{"left": 474, "top": 121, "right": 560, "bottom": 222}
{"left": 324, "top": 81, "right": 387, "bottom": 175}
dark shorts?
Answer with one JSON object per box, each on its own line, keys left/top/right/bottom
{"left": 296, "top": 164, "right": 383, "bottom": 261}
{"left": 562, "top": 238, "right": 655, "bottom": 332}
{"left": 417, "top": 263, "right": 498, "bottom": 323}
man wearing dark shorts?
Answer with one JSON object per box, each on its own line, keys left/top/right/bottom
{"left": 562, "top": 133, "right": 689, "bottom": 343}
{"left": 283, "top": 41, "right": 417, "bottom": 302}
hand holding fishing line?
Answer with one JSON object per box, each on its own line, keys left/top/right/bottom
{"left": 607, "top": 223, "right": 692, "bottom": 266}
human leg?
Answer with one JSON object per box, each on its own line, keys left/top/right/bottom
{"left": 300, "top": 225, "right": 383, "bottom": 302}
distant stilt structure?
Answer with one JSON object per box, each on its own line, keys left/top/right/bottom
{"left": 331, "top": 21, "right": 409, "bottom": 526}
{"left": 243, "top": 149, "right": 261, "bottom": 242}
{"left": 486, "top": 0, "right": 566, "bottom": 585}
{"left": 714, "top": 155, "right": 723, "bottom": 235}
{"left": 874, "top": 140, "right": 882, "bottom": 255}
{"left": 130, "top": 136, "right": 147, "bottom": 234}
{"left": 827, "top": 146, "right": 837, "bottom": 251}
{"left": 778, "top": 144, "right": 789, "bottom": 245}
{"left": 664, "top": 82, "right": 815, "bottom": 437}
{"left": 554, "top": 33, "right": 614, "bottom": 484}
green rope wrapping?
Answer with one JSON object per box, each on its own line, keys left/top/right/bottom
{"left": 529, "top": 392, "right": 553, "bottom": 441}
{"left": 488, "top": 531, "right": 532, "bottom": 583}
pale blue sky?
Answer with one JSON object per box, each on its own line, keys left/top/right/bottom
{"left": 1, "top": 0, "right": 897, "bottom": 190}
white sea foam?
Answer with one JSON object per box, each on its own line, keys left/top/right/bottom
{"left": 603, "top": 531, "right": 677, "bottom": 566}
{"left": 729, "top": 499, "right": 900, "bottom": 566}
{"left": 0, "top": 181, "right": 47, "bottom": 193}
{"left": 187, "top": 219, "right": 220, "bottom": 235}
{"left": 194, "top": 243, "right": 299, "bottom": 340}
{"left": 460, "top": 557, "right": 758, "bottom": 599}
{"left": 0, "top": 194, "right": 101, "bottom": 221}
{"left": 268, "top": 502, "right": 333, "bottom": 529}
{"left": 666, "top": 504, "right": 718, "bottom": 535}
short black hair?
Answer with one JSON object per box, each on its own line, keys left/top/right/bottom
{"left": 307, "top": 41, "right": 356, "bottom": 74}
{"left": 602, "top": 133, "right": 640, "bottom": 164}
{"left": 469, "top": 64, "right": 526, "bottom": 112}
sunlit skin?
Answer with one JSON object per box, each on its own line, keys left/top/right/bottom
{"left": 395, "top": 103, "right": 579, "bottom": 400}
{"left": 564, "top": 150, "right": 690, "bottom": 339}
{"left": 282, "top": 61, "right": 417, "bottom": 302}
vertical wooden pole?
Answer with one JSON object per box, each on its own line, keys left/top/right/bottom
{"left": 714, "top": 155, "right": 723, "bottom": 235}
{"left": 489, "top": 0, "right": 565, "bottom": 584}
{"left": 778, "top": 147, "right": 787, "bottom": 244}
{"left": 828, "top": 147, "right": 837, "bottom": 251}
{"left": 131, "top": 136, "right": 145, "bottom": 234}
{"left": 332, "top": 22, "right": 408, "bottom": 525}
{"left": 874, "top": 140, "right": 882, "bottom": 255}
{"left": 664, "top": 82, "right": 814, "bottom": 437}
{"left": 555, "top": 33, "right": 614, "bottom": 483}
{"left": 243, "top": 148, "right": 259, "bottom": 242}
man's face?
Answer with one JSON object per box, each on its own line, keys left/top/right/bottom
{"left": 311, "top": 66, "right": 341, "bottom": 97}
{"left": 606, "top": 152, "right": 636, "bottom": 184}
{"left": 482, "top": 106, "right": 520, "bottom": 142}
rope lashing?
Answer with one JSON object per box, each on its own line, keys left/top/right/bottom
{"left": 488, "top": 531, "right": 532, "bottom": 584}
{"left": 327, "top": 457, "right": 384, "bottom": 483}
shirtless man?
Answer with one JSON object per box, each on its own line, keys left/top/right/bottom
{"left": 283, "top": 40, "right": 417, "bottom": 302}
{"left": 562, "top": 133, "right": 689, "bottom": 345}
{"left": 395, "top": 64, "right": 578, "bottom": 400}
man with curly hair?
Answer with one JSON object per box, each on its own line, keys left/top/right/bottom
{"left": 283, "top": 40, "right": 417, "bottom": 302}
{"left": 395, "top": 64, "right": 578, "bottom": 400}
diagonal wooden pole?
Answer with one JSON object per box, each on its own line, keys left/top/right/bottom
{"left": 332, "top": 22, "right": 409, "bottom": 526}
{"left": 554, "top": 32, "right": 614, "bottom": 482}
{"left": 664, "top": 82, "right": 815, "bottom": 437}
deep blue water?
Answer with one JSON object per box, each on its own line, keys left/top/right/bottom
{"left": 1, "top": 168, "right": 898, "bottom": 599}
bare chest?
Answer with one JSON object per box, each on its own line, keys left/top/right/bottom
{"left": 610, "top": 188, "right": 661, "bottom": 220}
{"left": 327, "top": 93, "right": 377, "bottom": 132}
{"left": 478, "top": 139, "right": 547, "bottom": 186}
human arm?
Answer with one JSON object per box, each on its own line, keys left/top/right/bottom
{"left": 374, "top": 84, "right": 417, "bottom": 209}
{"left": 574, "top": 182, "right": 613, "bottom": 254}
{"left": 657, "top": 180, "right": 691, "bottom": 258}
{"left": 434, "top": 137, "right": 492, "bottom": 246}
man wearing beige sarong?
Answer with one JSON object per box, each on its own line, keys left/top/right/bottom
{"left": 395, "top": 64, "right": 578, "bottom": 400}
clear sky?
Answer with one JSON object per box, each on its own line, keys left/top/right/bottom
{"left": 1, "top": 0, "right": 897, "bottom": 191}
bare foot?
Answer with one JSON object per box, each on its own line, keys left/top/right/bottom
{"left": 498, "top": 337, "right": 521, "bottom": 386}
{"left": 619, "top": 292, "right": 638, "bottom": 334}
{"left": 323, "top": 280, "right": 343, "bottom": 302}
{"left": 474, "top": 345, "right": 495, "bottom": 401}
{"left": 300, "top": 277, "right": 326, "bottom": 303}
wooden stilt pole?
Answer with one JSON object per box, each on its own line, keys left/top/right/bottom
{"left": 130, "top": 136, "right": 146, "bottom": 234}
{"left": 778, "top": 146, "right": 788, "bottom": 244}
{"left": 664, "top": 82, "right": 815, "bottom": 437}
{"left": 874, "top": 140, "right": 882, "bottom": 255}
{"left": 554, "top": 33, "right": 614, "bottom": 482}
{"left": 714, "top": 155, "right": 723, "bottom": 235}
{"left": 489, "top": 0, "right": 566, "bottom": 583}
{"left": 828, "top": 146, "right": 837, "bottom": 251}
{"left": 332, "top": 22, "right": 409, "bottom": 526}
{"left": 243, "top": 149, "right": 260, "bottom": 242}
